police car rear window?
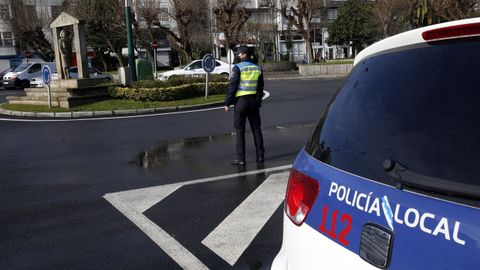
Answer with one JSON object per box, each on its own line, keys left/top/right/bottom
{"left": 306, "top": 38, "right": 480, "bottom": 202}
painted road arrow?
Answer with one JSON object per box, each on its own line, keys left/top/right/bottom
{"left": 202, "top": 172, "right": 289, "bottom": 266}
{"left": 103, "top": 165, "right": 291, "bottom": 269}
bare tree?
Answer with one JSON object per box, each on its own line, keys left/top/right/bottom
{"left": 430, "top": 0, "right": 478, "bottom": 21}
{"left": 280, "top": 0, "right": 322, "bottom": 63}
{"left": 213, "top": 0, "right": 252, "bottom": 50}
{"left": 374, "top": 0, "right": 416, "bottom": 37}
{"left": 149, "top": 0, "right": 209, "bottom": 64}
{"left": 246, "top": 0, "right": 280, "bottom": 62}
{"left": 3, "top": 0, "right": 60, "bottom": 61}
{"left": 135, "top": 0, "right": 163, "bottom": 60}
{"left": 71, "top": 0, "right": 127, "bottom": 67}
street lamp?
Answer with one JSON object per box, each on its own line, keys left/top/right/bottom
{"left": 125, "top": 0, "right": 137, "bottom": 81}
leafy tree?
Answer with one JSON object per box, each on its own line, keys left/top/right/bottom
{"left": 213, "top": 0, "right": 252, "bottom": 50}
{"left": 328, "top": 0, "right": 380, "bottom": 56}
{"left": 280, "top": 0, "right": 321, "bottom": 63}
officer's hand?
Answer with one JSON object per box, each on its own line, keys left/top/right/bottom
{"left": 224, "top": 106, "right": 230, "bottom": 112}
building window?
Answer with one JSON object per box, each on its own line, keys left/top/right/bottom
{"left": 1, "top": 32, "right": 14, "bottom": 47}
{"left": 327, "top": 8, "right": 337, "bottom": 22}
{"left": 0, "top": 5, "right": 10, "bottom": 20}
{"left": 313, "top": 29, "right": 322, "bottom": 44}
{"left": 312, "top": 12, "right": 320, "bottom": 23}
{"left": 258, "top": 0, "right": 275, "bottom": 8}
{"left": 158, "top": 7, "right": 170, "bottom": 25}
{"left": 280, "top": 30, "right": 303, "bottom": 41}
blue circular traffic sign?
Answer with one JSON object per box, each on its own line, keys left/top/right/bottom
{"left": 202, "top": 54, "right": 215, "bottom": 73}
{"left": 42, "top": 65, "right": 52, "bottom": 86}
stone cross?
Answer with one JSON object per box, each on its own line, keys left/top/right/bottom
{"left": 50, "top": 12, "right": 89, "bottom": 79}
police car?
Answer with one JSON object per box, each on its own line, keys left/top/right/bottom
{"left": 272, "top": 18, "right": 480, "bottom": 269}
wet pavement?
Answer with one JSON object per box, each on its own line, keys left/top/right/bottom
{"left": 0, "top": 78, "right": 344, "bottom": 269}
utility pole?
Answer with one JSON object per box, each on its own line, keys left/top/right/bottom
{"left": 125, "top": 0, "right": 137, "bottom": 81}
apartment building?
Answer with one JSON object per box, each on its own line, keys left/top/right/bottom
{"left": 132, "top": 0, "right": 352, "bottom": 63}
{"left": 0, "top": 0, "right": 65, "bottom": 70}
{"left": 212, "top": 0, "right": 351, "bottom": 63}
{"left": 0, "top": 0, "right": 351, "bottom": 71}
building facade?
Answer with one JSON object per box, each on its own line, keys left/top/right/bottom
{"left": 0, "top": 0, "right": 65, "bottom": 70}
{"left": 0, "top": 0, "right": 351, "bottom": 71}
{"left": 211, "top": 0, "right": 352, "bottom": 63}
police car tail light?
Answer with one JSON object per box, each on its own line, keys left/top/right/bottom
{"left": 285, "top": 169, "right": 319, "bottom": 226}
{"left": 422, "top": 23, "right": 480, "bottom": 41}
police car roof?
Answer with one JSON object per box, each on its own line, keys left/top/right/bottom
{"left": 354, "top": 17, "right": 480, "bottom": 66}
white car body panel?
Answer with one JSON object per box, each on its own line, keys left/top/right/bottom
{"left": 157, "top": 59, "right": 231, "bottom": 80}
{"left": 273, "top": 17, "right": 480, "bottom": 270}
{"left": 272, "top": 215, "right": 376, "bottom": 270}
{"left": 354, "top": 17, "right": 480, "bottom": 66}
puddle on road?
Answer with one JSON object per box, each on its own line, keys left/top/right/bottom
{"left": 137, "top": 132, "right": 234, "bottom": 168}
{"left": 135, "top": 122, "right": 315, "bottom": 169}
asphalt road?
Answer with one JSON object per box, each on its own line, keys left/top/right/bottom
{"left": 0, "top": 78, "right": 344, "bottom": 269}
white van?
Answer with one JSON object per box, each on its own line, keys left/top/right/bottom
{"left": 3, "top": 62, "right": 55, "bottom": 89}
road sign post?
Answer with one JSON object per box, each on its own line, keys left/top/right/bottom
{"left": 202, "top": 54, "right": 215, "bottom": 99}
{"left": 42, "top": 65, "right": 52, "bottom": 108}
{"left": 151, "top": 40, "right": 158, "bottom": 79}
{"left": 227, "top": 49, "right": 234, "bottom": 76}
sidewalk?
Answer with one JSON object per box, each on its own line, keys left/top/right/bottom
{"left": 263, "top": 70, "right": 345, "bottom": 80}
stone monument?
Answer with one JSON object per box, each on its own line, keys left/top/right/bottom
{"left": 51, "top": 12, "right": 89, "bottom": 80}
{"left": 7, "top": 12, "right": 112, "bottom": 109}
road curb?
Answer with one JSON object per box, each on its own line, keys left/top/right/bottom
{"left": 0, "top": 73, "right": 339, "bottom": 119}
{"left": 0, "top": 101, "right": 225, "bottom": 119}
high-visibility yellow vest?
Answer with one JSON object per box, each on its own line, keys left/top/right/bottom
{"left": 235, "top": 61, "right": 262, "bottom": 97}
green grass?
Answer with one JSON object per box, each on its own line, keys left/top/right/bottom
{"left": 1, "top": 94, "right": 226, "bottom": 113}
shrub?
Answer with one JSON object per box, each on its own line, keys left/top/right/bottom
{"left": 131, "top": 74, "right": 228, "bottom": 88}
{"left": 109, "top": 82, "right": 228, "bottom": 101}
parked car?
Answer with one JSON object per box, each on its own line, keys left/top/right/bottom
{"left": 50, "top": 66, "right": 113, "bottom": 81}
{"left": 3, "top": 62, "right": 55, "bottom": 89}
{"left": 157, "top": 59, "right": 231, "bottom": 81}
{"left": 272, "top": 18, "right": 480, "bottom": 270}
{"left": 0, "top": 67, "right": 14, "bottom": 86}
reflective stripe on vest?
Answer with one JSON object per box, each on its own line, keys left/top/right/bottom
{"left": 236, "top": 62, "right": 261, "bottom": 97}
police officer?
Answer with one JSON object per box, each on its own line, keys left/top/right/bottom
{"left": 224, "top": 46, "right": 265, "bottom": 166}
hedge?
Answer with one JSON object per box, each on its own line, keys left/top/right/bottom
{"left": 131, "top": 74, "right": 228, "bottom": 88}
{"left": 109, "top": 82, "right": 229, "bottom": 101}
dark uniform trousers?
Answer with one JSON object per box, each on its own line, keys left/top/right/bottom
{"left": 234, "top": 94, "right": 264, "bottom": 161}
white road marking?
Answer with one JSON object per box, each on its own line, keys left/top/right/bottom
{"left": 104, "top": 185, "right": 207, "bottom": 270}
{"left": 103, "top": 164, "right": 291, "bottom": 268}
{"left": 0, "top": 91, "right": 270, "bottom": 122}
{"left": 201, "top": 172, "right": 289, "bottom": 266}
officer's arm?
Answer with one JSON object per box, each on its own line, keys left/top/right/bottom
{"left": 224, "top": 66, "right": 240, "bottom": 106}
{"left": 256, "top": 71, "right": 264, "bottom": 106}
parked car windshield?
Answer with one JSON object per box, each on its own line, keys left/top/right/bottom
{"left": 306, "top": 38, "right": 480, "bottom": 198}
{"left": 13, "top": 63, "right": 30, "bottom": 72}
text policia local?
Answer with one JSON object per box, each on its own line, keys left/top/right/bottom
{"left": 328, "top": 182, "right": 466, "bottom": 246}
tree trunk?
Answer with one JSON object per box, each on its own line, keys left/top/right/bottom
{"left": 305, "top": 27, "right": 314, "bottom": 63}
{"left": 100, "top": 52, "right": 109, "bottom": 71}
{"left": 115, "top": 49, "right": 125, "bottom": 67}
